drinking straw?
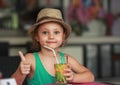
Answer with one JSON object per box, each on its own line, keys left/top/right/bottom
{"left": 66, "top": 55, "right": 68, "bottom": 64}
{"left": 44, "top": 46, "right": 59, "bottom": 64}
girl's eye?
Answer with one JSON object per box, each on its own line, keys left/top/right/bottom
{"left": 42, "top": 31, "right": 48, "bottom": 34}
{"left": 54, "top": 31, "right": 60, "bottom": 34}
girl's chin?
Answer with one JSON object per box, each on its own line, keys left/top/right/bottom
{"left": 48, "top": 46, "right": 59, "bottom": 49}
{"left": 43, "top": 44, "right": 60, "bottom": 49}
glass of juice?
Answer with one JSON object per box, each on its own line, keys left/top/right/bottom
{"left": 54, "top": 56, "right": 68, "bottom": 84}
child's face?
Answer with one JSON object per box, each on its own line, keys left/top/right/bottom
{"left": 35, "top": 22, "right": 65, "bottom": 49}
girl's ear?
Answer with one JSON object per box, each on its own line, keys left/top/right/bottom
{"left": 62, "top": 33, "right": 66, "bottom": 41}
{"left": 61, "top": 34, "right": 66, "bottom": 47}
{"left": 35, "top": 35, "right": 39, "bottom": 42}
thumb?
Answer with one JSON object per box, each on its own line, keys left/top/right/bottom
{"left": 18, "top": 51, "right": 26, "bottom": 61}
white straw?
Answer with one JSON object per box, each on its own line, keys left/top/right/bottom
{"left": 44, "top": 46, "right": 59, "bottom": 64}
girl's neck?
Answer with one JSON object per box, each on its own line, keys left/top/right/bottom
{"left": 40, "top": 48, "right": 59, "bottom": 57}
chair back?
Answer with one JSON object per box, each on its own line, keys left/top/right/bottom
{"left": 0, "top": 42, "right": 9, "bottom": 56}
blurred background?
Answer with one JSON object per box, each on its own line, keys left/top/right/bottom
{"left": 0, "top": 0, "right": 120, "bottom": 84}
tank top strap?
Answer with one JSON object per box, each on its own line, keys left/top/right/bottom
{"left": 59, "top": 52, "right": 65, "bottom": 64}
{"left": 33, "top": 52, "right": 40, "bottom": 63}
{"left": 33, "top": 52, "right": 49, "bottom": 75}
{"left": 33, "top": 52, "right": 43, "bottom": 76}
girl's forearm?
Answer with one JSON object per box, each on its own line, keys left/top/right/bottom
{"left": 71, "top": 71, "right": 94, "bottom": 83}
{"left": 11, "top": 69, "right": 26, "bottom": 85}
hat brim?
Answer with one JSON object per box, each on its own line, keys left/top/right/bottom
{"left": 28, "top": 18, "right": 71, "bottom": 39}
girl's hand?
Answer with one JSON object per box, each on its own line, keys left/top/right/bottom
{"left": 18, "top": 51, "right": 30, "bottom": 75}
{"left": 64, "top": 64, "right": 74, "bottom": 82}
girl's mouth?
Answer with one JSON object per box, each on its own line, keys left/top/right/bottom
{"left": 47, "top": 41, "right": 56, "bottom": 43}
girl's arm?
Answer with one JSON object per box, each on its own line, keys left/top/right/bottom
{"left": 11, "top": 67, "right": 27, "bottom": 85}
{"left": 11, "top": 51, "right": 31, "bottom": 85}
{"left": 65, "top": 54, "right": 95, "bottom": 83}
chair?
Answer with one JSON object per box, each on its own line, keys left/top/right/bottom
{"left": 0, "top": 42, "right": 9, "bottom": 57}
{"left": 0, "top": 56, "right": 27, "bottom": 85}
{"left": 111, "top": 44, "right": 120, "bottom": 76}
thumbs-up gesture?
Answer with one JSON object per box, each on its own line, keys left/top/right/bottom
{"left": 18, "top": 51, "right": 30, "bottom": 75}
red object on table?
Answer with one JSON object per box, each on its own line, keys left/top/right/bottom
{"left": 47, "top": 82, "right": 112, "bottom": 85}
{"left": 70, "top": 82, "right": 111, "bottom": 85}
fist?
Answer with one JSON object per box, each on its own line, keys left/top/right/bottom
{"left": 18, "top": 51, "right": 30, "bottom": 75}
{"left": 64, "top": 64, "right": 74, "bottom": 82}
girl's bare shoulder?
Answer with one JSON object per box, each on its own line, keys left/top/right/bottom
{"left": 64, "top": 53, "right": 82, "bottom": 65}
{"left": 24, "top": 53, "right": 35, "bottom": 62}
{"left": 64, "top": 53, "right": 76, "bottom": 60}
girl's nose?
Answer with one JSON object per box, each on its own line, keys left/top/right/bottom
{"left": 49, "top": 33, "right": 54, "bottom": 39}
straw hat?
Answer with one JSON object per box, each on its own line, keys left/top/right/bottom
{"left": 28, "top": 8, "right": 71, "bottom": 39}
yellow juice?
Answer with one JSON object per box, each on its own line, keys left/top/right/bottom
{"left": 54, "top": 64, "right": 67, "bottom": 84}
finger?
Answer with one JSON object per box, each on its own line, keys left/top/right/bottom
{"left": 67, "top": 64, "right": 71, "bottom": 68}
{"left": 65, "top": 71, "right": 74, "bottom": 81}
{"left": 21, "top": 70, "right": 30, "bottom": 75}
{"left": 18, "top": 51, "right": 26, "bottom": 61}
{"left": 23, "top": 65, "right": 30, "bottom": 69}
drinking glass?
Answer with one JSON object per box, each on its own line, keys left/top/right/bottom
{"left": 54, "top": 56, "right": 68, "bottom": 84}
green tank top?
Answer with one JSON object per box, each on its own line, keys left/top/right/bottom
{"left": 27, "top": 52, "right": 65, "bottom": 85}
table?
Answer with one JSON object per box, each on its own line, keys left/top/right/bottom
{"left": 48, "top": 82, "right": 112, "bottom": 85}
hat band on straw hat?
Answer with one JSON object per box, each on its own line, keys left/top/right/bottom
{"left": 36, "top": 17, "right": 63, "bottom": 23}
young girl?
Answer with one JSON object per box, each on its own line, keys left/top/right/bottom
{"left": 12, "top": 8, "right": 94, "bottom": 85}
